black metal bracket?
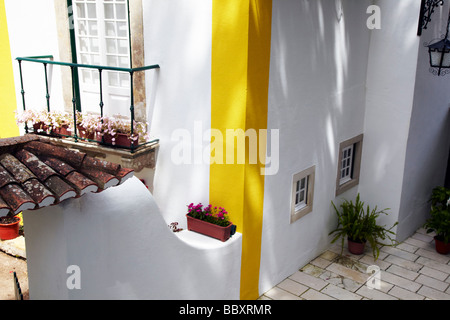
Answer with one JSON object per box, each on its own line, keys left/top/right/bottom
{"left": 418, "top": 0, "right": 445, "bottom": 36}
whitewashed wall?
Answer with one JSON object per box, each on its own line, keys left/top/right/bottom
{"left": 259, "top": 0, "right": 372, "bottom": 294}
{"left": 5, "top": 0, "right": 65, "bottom": 117}
{"left": 396, "top": 2, "right": 450, "bottom": 241}
{"left": 143, "top": 0, "right": 212, "bottom": 226}
{"left": 359, "top": 0, "right": 422, "bottom": 239}
{"left": 23, "top": 177, "right": 242, "bottom": 300}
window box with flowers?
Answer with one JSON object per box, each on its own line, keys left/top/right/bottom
{"left": 186, "top": 203, "right": 236, "bottom": 242}
{"left": 16, "top": 109, "right": 151, "bottom": 149}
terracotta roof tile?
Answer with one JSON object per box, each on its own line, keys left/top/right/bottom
{"left": 80, "top": 167, "right": 119, "bottom": 190}
{"left": 0, "top": 154, "right": 36, "bottom": 183}
{"left": 0, "top": 184, "right": 36, "bottom": 214}
{"left": 0, "top": 135, "right": 134, "bottom": 216}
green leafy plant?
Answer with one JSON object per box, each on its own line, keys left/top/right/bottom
{"left": 424, "top": 186, "right": 450, "bottom": 244}
{"left": 329, "top": 194, "right": 398, "bottom": 260}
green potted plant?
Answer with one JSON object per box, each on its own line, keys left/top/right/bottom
{"left": 424, "top": 186, "right": 450, "bottom": 254}
{"left": 186, "top": 203, "right": 236, "bottom": 242}
{"left": 329, "top": 194, "right": 398, "bottom": 260}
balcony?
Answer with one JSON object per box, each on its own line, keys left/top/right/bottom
{"left": 15, "top": 55, "right": 160, "bottom": 171}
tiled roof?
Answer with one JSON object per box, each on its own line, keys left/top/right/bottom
{"left": 0, "top": 135, "right": 134, "bottom": 216}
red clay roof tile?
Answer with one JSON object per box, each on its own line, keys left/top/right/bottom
{"left": 0, "top": 183, "right": 36, "bottom": 214}
{"left": 0, "top": 154, "right": 36, "bottom": 183}
{"left": 0, "top": 135, "right": 134, "bottom": 216}
{"left": 0, "top": 165, "right": 15, "bottom": 189}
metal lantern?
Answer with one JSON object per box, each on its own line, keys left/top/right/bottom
{"left": 427, "top": 4, "right": 450, "bottom": 76}
{"left": 428, "top": 38, "right": 450, "bottom": 76}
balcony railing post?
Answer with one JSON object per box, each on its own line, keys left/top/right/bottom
{"left": 129, "top": 70, "right": 135, "bottom": 153}
{"left": 43, "top": 63, "right": 51, "bottom": 113}
{"left": 98, "top": 69, "right": 104, "bottom": 118}
{"left": 17, "top": 60, "right": 28, "bottom": 134}
{"left": 70, "top": 66, "right": 78, "bottom": 142}
{"left": 99, "top": 69, "right": 104, "bottom": 143}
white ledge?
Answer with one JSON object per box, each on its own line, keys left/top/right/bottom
{"left": 175, "top": 229, "right": 242, "bottom": 250}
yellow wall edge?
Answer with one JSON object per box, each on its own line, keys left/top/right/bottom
{"left": 211, "top": 0, "right": 272, "bottom": 300}
{"left": 0, "top": 0, "right": 19, "bottom": 138}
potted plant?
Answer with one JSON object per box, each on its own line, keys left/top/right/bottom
{"left": 0, "top": 214, "right": 21, "bottom": 241}
{"left": 15, "top": 109, "right": 49, "bottom": 133}
{"left": 424, "top": 186, "right": 450, "bottom": 254}
{"left": 99, "top": 115, "right": 148, "bottom": 148}
{"left": 329, "top": 194, "right": 398, "bottom": 260}
{"left": 186, "top": 203, "right": 236, "bottom": 242}
{"left": 77, "top": 112, "right": 101, "bottom": 141}
{"left": 49, "top": 111, "right": 72, "bottom": 137}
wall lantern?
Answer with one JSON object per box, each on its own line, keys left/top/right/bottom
{"left": 427, "top": 6, "right": 450, "bottom": 76}
{"left": 418, "top": 0, "right": 445, "bottom": 36}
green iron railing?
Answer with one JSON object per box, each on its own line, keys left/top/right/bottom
{"left": 16, "top": 55, "right": 160, "bottom": 153}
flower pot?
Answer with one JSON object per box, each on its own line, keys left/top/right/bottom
{"left": 102, "top": 133, "right": 139, "bottom": 148}
{"left": 347, "top": 237, "right": 366, "bottom": 255}
{"left": 33, "top": 122, "right": 48, "bottom": 133}
{"left": 77, "top": 125, "right": 96, "bottom": 140}
{"left": 434, "top": 236, "right": 450, "bottom": 255}
{"left": 51, "top": 125, "right": 71, "bottom": 138}
{"left": 0, "top": 216, "right": 20, "bottom": 241}
{"left": 186, "top": 214, "right": 233, "bottom": 242}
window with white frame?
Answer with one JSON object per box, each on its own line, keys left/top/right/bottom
{"left": 339, "top": 145, "right": 354, "bottom": 185}
{"left": 73, "top": 0, "right": 131, "bottom": 115}
{"left": 336, "top": 134, "right": 364, "bottom": 196}
{"left": 291, "top": 166, "right": 315, "bottom": 223}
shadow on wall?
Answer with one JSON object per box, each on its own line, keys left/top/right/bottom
{"left": 259, "top": 0, "right": 370, "bottom": 294}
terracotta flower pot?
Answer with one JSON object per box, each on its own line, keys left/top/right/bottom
{"left": 51, "top": 125, "right": 71, "bottom": 138}
{"left": 102, "top": 133, "right": 139, "bottom": 148}
{"left": 33, "top": 122, "right": 48, "bottom": 132}
{"left": 434, "top": 236, "right": 450, "bottom": 255}
{"left": 77, "top": 125, "right": 96, "bottom": 140}
{"left": 0, "top": 216, "right": 20, "bottom": 241}
{"left": 186, "top": 214, "right": 233, "bottom": 242}
{"left": 347, "top": 237, "right": 366, "bottom": 255}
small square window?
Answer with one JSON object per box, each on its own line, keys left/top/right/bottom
{"left": 291, "top": 166, "right": 315, "bottom": 223}
{"left": 336, "top": 134, "right": 363, "bottom": 196}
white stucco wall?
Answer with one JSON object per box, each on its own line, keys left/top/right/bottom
{"left": 143, "top": 0, "right": 212, "bottom": 226}
{"left": 259, "top": 0, "right": 372, "bottom": 294}
{"left": 358, "top": 0, "right": 422, "bottom": 237}
{"left": 396, "top": 3, "right": 450, "bottom": 241}
{"left": 23, "top": 177, "right": 242, "bottom": 300}
{"left": 5, "top": 0, "right": 65, "bottom": 117}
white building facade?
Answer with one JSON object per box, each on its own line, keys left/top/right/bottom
{"left": 3, "top": 0, "right": 449, "bottom": 299}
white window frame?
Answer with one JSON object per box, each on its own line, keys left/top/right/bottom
{"left": 339, "top": 144, "right": 354, "bottom": 185}
{"left": 72, "top": 0, "right": 132, "bottom": 115}
{"left": 336, "top": 134, "right": 364, "bottom": 196}
{"left": 291, "top": 166, "right": 315, "bottom": 224}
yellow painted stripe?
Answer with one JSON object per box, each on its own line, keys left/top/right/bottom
{"left": 0, "top": 0, "right": 19, "bottom": 138}
{"left": 211, "top": 0, "right": 272, "bottom": 300}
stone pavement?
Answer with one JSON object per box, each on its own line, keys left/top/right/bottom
{"left": 259, "top": 228, "right": 450, "bottom": 300}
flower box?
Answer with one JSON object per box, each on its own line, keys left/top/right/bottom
{"left": 51, "top": 125, "right": 71, "bottom": 138}
{"left": 186, "top": 214, "right": 233, "bottom": 242}
{"left": 102, "top": 133, "right": 139, "bottom": 148}
{"left": 33, "top": 122, "right": 48, "bottom": 133}
{"left": 77, "top": 125, "right": 96, "bottom": 140}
